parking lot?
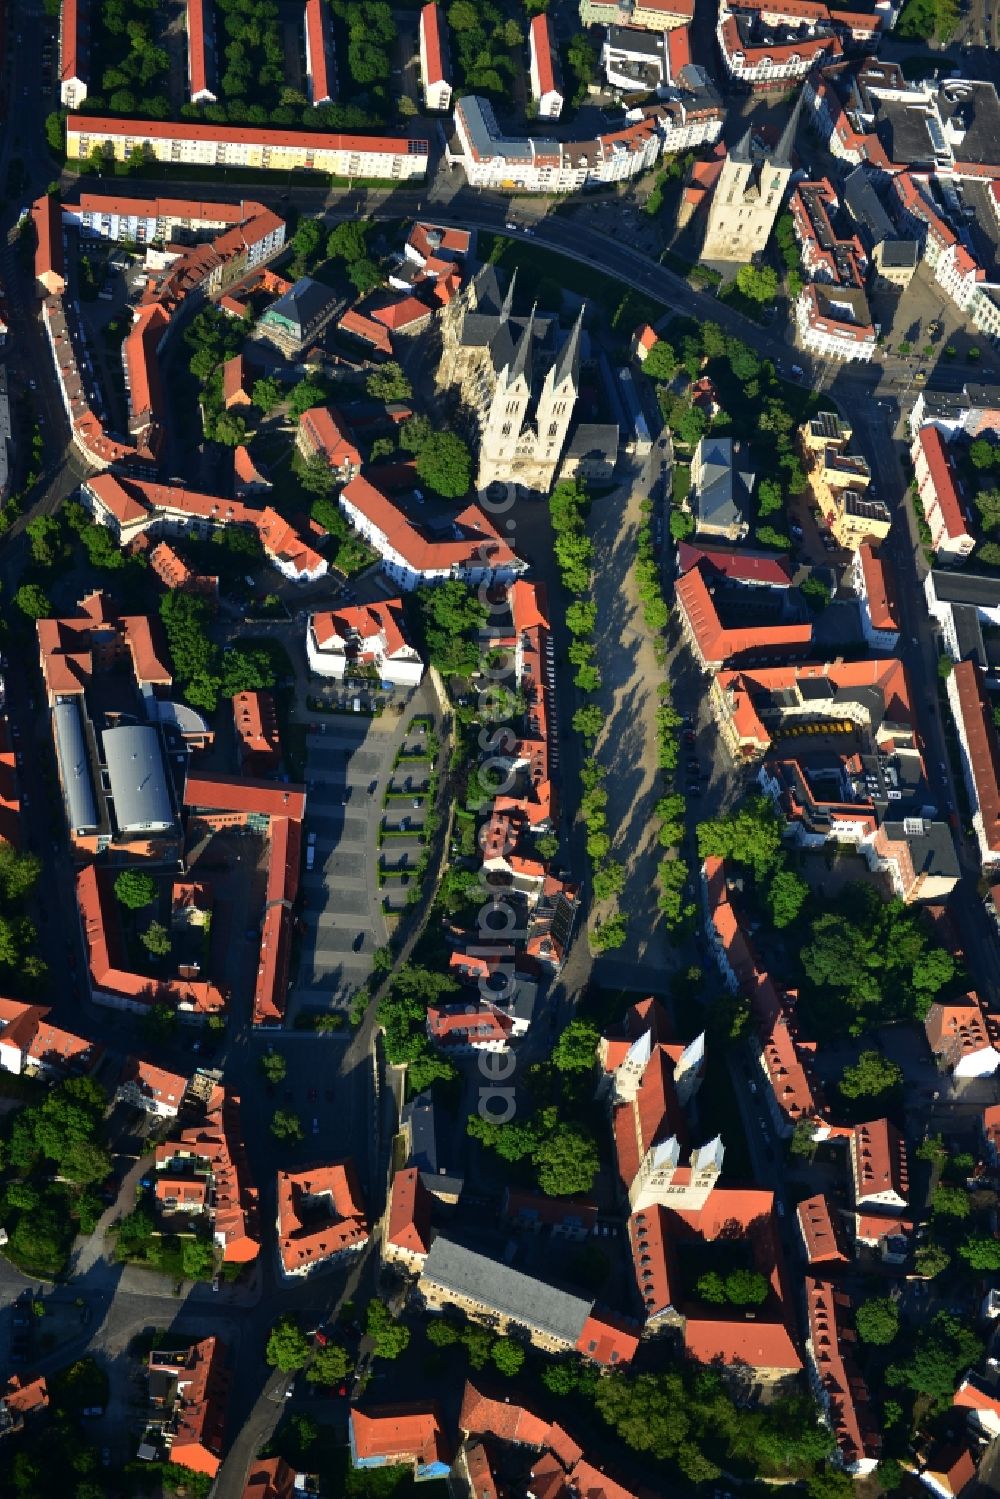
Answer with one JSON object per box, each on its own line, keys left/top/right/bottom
{"left": 292, "top": 693, "right": 438, "bottom": 1015}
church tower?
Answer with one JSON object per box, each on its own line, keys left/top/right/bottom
{"left": 532, "top": 305, "right": 583, "bottom": 483}
{"left": 701, "top": 102, "right": 799, "bottom": 264}
{"left": 478, "top": 306, "right": 536, "bottom": 489}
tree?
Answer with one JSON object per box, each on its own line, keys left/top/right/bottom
{"left": 348, "top": 256, "right": 383, "bottom": 294}
{"left": 414, "top": 581, "right": 487, "bottom": 676}
{"left": 590, "top": 913, "right": 627, "bottom": 951}
{"left": 0, "top": 846, "right": 41, "bottom": 903}
{"left": 491, "top": 1338, "right": 525, "bottom": 1375}
{"left": 534, "top": 1122, "right": 600, "bottom": 1196}
{"left": 26, "top": 515, "right": 62, "bottom": 568}
{"left": 806, "top": 1470, "right": 855, "bottom": 1499}
{"left": 181, "top": 1238, "right": 216, "bottom": 1280}
{"left": 45, "top": 110, "right": 66, "bottom": 154}
{"left": 766, "top": 868, "right": 808, "bottom": 929}
{"left": 915, "top": 1241, "right": 951, "bottom": 1277}
{"left": 855, "top": 1297, "right": 899, "bottom": 1345}
{"left": 970, "top": 438, "right": 996, "bottom": 470}
{"left": 789, "top": 1118, "right": 816, "bottom": 1158}
{"left": 736, "top": 264, "right": 779, "bottom": 303}
{"left": 289, "top": 217, "right": 324, "bottom": 275}
{"left": 60, "top": 1138, "right": 113, "bottom": 1185}
{"left": 887, "top": 1312, "right": 981, "bottom": 1398}
{"left": 289, "top": 379, "right": 328, "bottom": 421}
{"left": 271, "top": 1109, "right": 304, "bottom": 1143}
{"left": 366, "top": 362, "right": 411, "bottom": 402}
{"left": 114, "top": 869, "right": 157, "bottom": 910}
{"left": 642, "top": 340, "right": 676, "bottom": 383}
{"left": 839, "top": 1050, "right": 903, "bottom": 1101}
{"left": 140, "top": 920, "right": 172, "bottom": 957}
{"left": 14, "top": 583, "right": 52, "bottom": 620}
{"left": 306, "top": 1342, "right": 352, "bottom": 1384}
{"left": 413, "top": 429, "right": 472, "bottom": 499}
{"left": 266, "top": 1317, "right": 311, "bottom": 1372}
{"left": 592, "top": 863, "right": 626, "bottom": 903}
{"left": 326, "top": 220, "right": 369, "bottom": 262}
{"left": 366, "top": 1299, "right": 410, "bottom": 1359}
{"left": 931, "top": 1183, "right": 970, "bottom": 1218}
{"left": 260, "top": 1049, "right": 287, "bottom": 1084}
{"left": 756, "top": 477, "right": 784, "bottom": 518}
{"left": 252, "top": 375, "right": 283, "bottom": 413}
{"left": 425, "top": 1318, "right": 460, "bottom": 1347}
{"left": 573, "top": 704, "right": 605, "bottom": 744}
{"left": 958, "top": 1234, "right": 1000, "bottom": 1271}
{"left": 552, "top": 1019, "right": 600, "bottom": 1073}
{"left": 697, "top": 797, "right": 783, "bottom": 878}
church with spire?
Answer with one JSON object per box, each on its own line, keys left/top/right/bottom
{"left": 436, "top": 264, "right": 583, "bottom": 495}
{"left": 700, "top": 100, "right": 800, "bottom": 264}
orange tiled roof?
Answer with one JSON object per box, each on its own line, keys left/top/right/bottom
{"left": 276, "top": 1160, "right": 368, "bottom": 1273}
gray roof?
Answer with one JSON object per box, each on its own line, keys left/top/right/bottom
{"left": 929, "top": 569, "right": 1000, "bottom": 609}
{"left": 402, "top": 1089, "right": 462, "bottom": 1193}
{"left": 102, "top": 724, "right": 175, "bottom": 834}
{"left": 53, "top": 700, "right": 99, "bottom": 834}
{"left": 421, "top": 1236, "right": 592, "bottom": 1344}
{"left": 262, "top": 276, "right": 337, "bottom": 335}
{"left": 878, "top": 239, "right": 918, "bottom": 268}
{"left": 882, "top": 818, "right": 959, "bottom": 880}
{"left": 692, "top": 436, "right": 753, "bottom": 533}
{"left": 565, "top": 423, "right": 619, "bottom": 460}
{"left": 844, "top": 167, "right": 895, "bottom": 247}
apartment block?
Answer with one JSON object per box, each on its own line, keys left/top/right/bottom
{"left": 911, "top": 425, "right": 974, "bottom": 564}
{"left": 419, "top": 3, "right": 452, "bottom": 111}
{"left": 947, "top": 660, "right": 1000, "bottom": 870}
{"left": 529, "top": 14, "right": 564, "bottom": 118}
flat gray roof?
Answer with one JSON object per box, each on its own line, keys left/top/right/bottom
{"left": 102, "top": 724, "right": 174, "bottom": 834}
{"left": 53, "top": 699, "right": 99, "bottom": 834}
{"left": 930, "top": 570, "right": 1000, "bottom": 608}
{"left": 422, "top": 1236, "right": 591, "bottom": 1344}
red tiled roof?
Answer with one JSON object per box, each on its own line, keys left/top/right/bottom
{"left": 2, "top": 1375, "right": 49, "bottom": 1417}
{"left": 241, "top": 1456, "right": 296, "bottom": 1499}
{"left": 298, "top": 404, "right": 361, "bottom": 471}
{"left": 341, "top": 476, "right": 520, "bottom": 575}
{"left": 338, "top": 308, "right": 393, "bottom": 355}
{"left": 60, "top": 0, "right": 87, "bottom": 85}
{"left": 68, "top": 114, "right": 424, "bottom": 156}
{"left": 851, "top": 1118, "right": 909, "bottom": 1207}
{"left": 120, "top": 1057, "right": 188, "bottom": 1109}
{"left": 277, "top": 1160, "right": 368, "bottom": 1272}
{"left": 304, "top": 0, "right": 334, "bottom": 103}
{"left": 386, "top": 1166, "right": 432, "bottom": 1257}
{"left": 458, "top": 1381, "right": 556, "bottom": 1449}
{"left": 371, "top": 296, "right": 433, "bottom": 330}
{"left": 350, "top": 1405, "right": 450, "bottom": 1468}
{"left": 951, "top": 661, "right": 1000, "bottom": 858}
{"left": 667, "top": 23, "right": 692, "bottom": 73}
{"left": 675, "top": 561, "right": 812, "bottom": 666}
{"left": 916, "top": 426, "right": 968, "bottom": 541}
{"left": 183, "top": 771, "right": 305, "bottom": 821}
{"left": 796, "top": 1193, "right": 848, "bottom": 1264}
{"left": 676, "top": 540, "right": 792, "bottom": 586}
{"left": 32, "top": 193, "right": 65, "bottom": 290}
{"left": 420, "top": 3, "right": 448, "bottom": 86}
{"left": 925, "top": 992, "right": 1000, "bottom": 1066}
{"left": 158, "top": 1089, "right": 260, "bottom": 1261}
{"left": 530, "top": 14, "right": 560, "bottom": 98}
{"left": 857, "top": 542, "right": 899, "bottom": 633}
{"left": 233, "top": 690, "right": 281, "bottom": 764}
{"left": 186, "top": 0, "right": 214, "bottom": 100}
{"left": 167, "top": 1336, "right": 230, "bottom": 1477}
{"left": 805, "top": 1277, "right": 880, "bottom": 1470}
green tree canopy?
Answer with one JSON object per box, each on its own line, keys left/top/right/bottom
{"left": 696, "top": 796, "right": 784, "bottom": 878}
{"left": 266, "top": 1316, "right": 311, "bottom": 1372}
{"left": 855, "top": 1297, "right": 899, "bottom": 1345}
{"left": 366, "top": 1299, "right": 410, "bottom": 1359}
{"left": 736, "top": 264, "right": 779, "bottom": 303}
{"left": 551, "top": 1019, "right": 600, "bottom": 1073}
{"left": 15, "top": 583, "right": 52, "bottom": 620}
{"left": 306, "top": 1342, "right": 352, "bottom": 1384}
{"left": 366, "top": 362, "right": 411, "bottom": 402}
{"left": 839, "top": 1050, "right": 903, "bottom": 1101}
{"left": 114, "top": 869, "right": 157, "bottom": 910}
{"left": 413, "top": 580, "right": 487, "bottom": 676}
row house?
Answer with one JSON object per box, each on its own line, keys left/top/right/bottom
{"left": 580, "top": 0, "right": 693, "bottom": 27}
{"left": 805, "top": 1279, "right": 881, "bottom": 1474}
{"left": 306, "top": 599, "right": 424, "bottom": 687}
{"left": 449, "top": 90, "right": 721, "bottom": 193}
{"left": 795, "top": 282, "right": 877, "bottom": 362}
{"left": 233, "top": 690, "right": 281, "bottom": 774}
{"left": 155, "top": 1088, "right": 260, "bottom": 1261}
{"left": 911, "top": 425, "right": 974, "bottom": 565}
{"left": 65, "top": 116, "right": 430, "bottom": 179}
{"left": 946, "top": 660, "right": 1000, "bottom": 872}
{"left": 529, "top": 14, "right": 564, "bottom": 119}
{"left": 81, "top": 472, "right": 326, "bottom": 583}
{"left": 63, "top": 192, "right": 252, "bottom": 245}
{"left": 186, "top": 0, "right": 217, "bottom": 104}
{"left": 339, "top": 474, "right": 525, "bottom": 591}
{"left": 59, "top": 0, "right": 89, "bottom": 107}
{"left": 851, "top": 1118, "right": 909, "bottom": 1214}
{"left": 303, "top": 0, "right": 336, "bottom": 106}
{"left": 0, "top": 997, "right": 98, "bottom": 1080}
{"left": 797, "top": 1193, "right": 850, "bottom": 1266}
{"left": 149, "top": 1337, "right": 230, "bottom": 1477}
{"left": 851, "top": 542, "right": 900, "bottom": 650}
{"left": 790, "top": 178, "right": 866, "bottom": 287}
{"left": 419, "top": 2, "right": 452, "bottom": 112}
{"left": 383, "top": 1165, "right": 433, "bottom": 1271}
{"left": 717, "top": 0, "right": 842, "bottom": 89}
